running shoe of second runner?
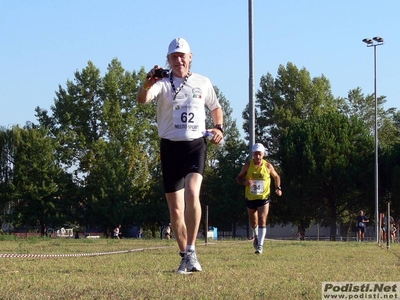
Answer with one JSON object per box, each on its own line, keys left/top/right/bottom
{"left": 253, "top": 236, "right": 258, "bottom": 250}
{"left": 255, "top": 245, "right": 263, "bottom": 254}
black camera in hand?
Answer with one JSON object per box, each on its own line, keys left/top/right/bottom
{"left": 153, "top": 68, "right": 170, "bottom": 78}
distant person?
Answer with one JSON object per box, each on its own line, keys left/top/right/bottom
{"left": 380, "top": 213, "right": 387, "bottom": 243}
{"left": 138, "top": 227, "right": 143, "bottom": 238}
{"left": 380, "top": 213, "right": 394, "bottom": 243}
{"left": 164, "top": 223, "right": 172, "bottom": 240}
{"left": 236, "top": 143, "right": 282, "bottom": 254}
{"left": 137, "top": 37, "right": 224, "bottom": 274}
{"left": 42, "top": 224, "right": 48, "bottom": 237}
{"left": 113, "top": 225, "right": 121, "bottom": 239}
{"left": 356, "top": 210, "right": 369, "bottom": 242}
{"left": 390, "top": 222, "right": 397, "bottom": 243}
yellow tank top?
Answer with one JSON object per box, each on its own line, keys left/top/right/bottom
{"left": 245, "top": 159, "right": 271, "bottom": 200}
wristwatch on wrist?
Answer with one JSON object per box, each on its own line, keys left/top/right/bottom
{"left": 214, "top": 124, "right": 224, "bottom": 133}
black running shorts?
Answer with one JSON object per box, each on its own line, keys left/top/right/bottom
{"left": 245, "top": 199, "right": 271, "bottom": 210}
{"left": 160, "top": 137, "right": 207, "bottom": 193}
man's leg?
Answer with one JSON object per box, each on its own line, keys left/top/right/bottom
{"left": 255, "top": 203, "right": 270, "bottom": 254}
{"left": 166, "top": 189, "right": 189, "bottom": 274}
{"left": 183, "top": 173, "right": 203, "bottom": 272}
{"left": 166, "top": 189, "right": 186, "bottom": 252}
{"left": 247, "top": 207, "right": 258, "bottom": 249}
{"left": 184, "top": 173, "right": 203, "bottom": 247}
{"left": 247, "top": 208, "right": 258, "bottom": 231}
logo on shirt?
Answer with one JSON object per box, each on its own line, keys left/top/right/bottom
{"left": 192, "top": 87, "right": 202, "bottom": 99}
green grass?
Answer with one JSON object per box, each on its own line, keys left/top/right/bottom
{"left": 0, "top": 237, "right": 399, "bottom": 299}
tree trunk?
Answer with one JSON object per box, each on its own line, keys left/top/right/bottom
{"left": 346, "top": 220, "right": 353, "bottom": 241}
{"left": 328, "top": 196, "right": 337, "bottom": 241}
{"left": 232, "top": 221, "right": 237, "bottom": 238}
{"left": 297, "top": 225, "right": 305, "bottom": 240}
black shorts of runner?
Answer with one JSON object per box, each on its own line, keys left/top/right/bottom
{"left": 358, "top": 226, "right": 365, "bottom": 233}
{"left": 160, "top": 137, "right": 207, "bottom": 193}
{"left": 245, "top": 198, "right": 271, "bottom": 210}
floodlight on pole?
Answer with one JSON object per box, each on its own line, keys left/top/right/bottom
{"left": 362, "top": 38, "right": 373, "bottom": 45}
{"left": 362, "top": 36, "right": 384, "bottom": 244}
{"left": 373, "top": 36, "right": 384, "bottom": 43}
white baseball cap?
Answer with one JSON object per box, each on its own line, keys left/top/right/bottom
{"left": 167, "top": 38, "right": 191, "bottom": 55}
{"left": 252, "top": 143, "right": 265, "bottom": 153}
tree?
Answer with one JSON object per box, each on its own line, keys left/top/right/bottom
{"left": 9, "top": 124, "right": 66, "bottom": 234}
{"left": 198, "top": 87, "right": 249, "bottom": 237}
{"left": 341, "top": 88, "right": 400, "bottom": 222}
{"left": 35, "top": 60, "right": 158, "bottom": 233}
{"left": 241, "top": 62, "right": 344, "bottom": 234}
{"left": 243, "top": 62, "right": 341, "bottom": 160}
{"left": 380, "top": 142, "right": 400, "bottom": 218}
{"left": 208, "top": 138, "right": 248, "bottom": 237}
{"left": 279, "top": 111, "right": 373, "bottom": 240}
{"left": 0, "top": 126, "right": 16, "bottom": 231}
{"left": 341, "top": 87, "right": 400, "bottom": 147}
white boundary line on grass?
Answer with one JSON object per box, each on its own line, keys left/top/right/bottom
{"left": 0, "top": 241, "right": 246, "bottom": 259}
{"left": 0, "top": 246, "right": 175, "bottom": 258}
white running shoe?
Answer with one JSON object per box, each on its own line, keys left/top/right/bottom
{"left": 255, "top": 245, "right": 263, "bottom": 254}
{"left": 185, "top": 250, "right": 202, "bottom": 272}
{"left": 176, "top": 257, "right": 188, "bottom": 274}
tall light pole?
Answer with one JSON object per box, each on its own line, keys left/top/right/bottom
{"left": 248, "top": 0, "right": 255, "bottom": 239}
{"left": 362, "top": 36, "right": 384, "bottom": 243}
{"left": 248, "top": 0, "right": 255, "bottom": 154}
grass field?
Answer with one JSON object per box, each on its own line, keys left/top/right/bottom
{"left": 0, "top": 236, "right": 399, "bottom": 299}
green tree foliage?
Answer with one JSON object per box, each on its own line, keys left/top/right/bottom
{"left": 9, "top": 124, "right": 68, "bottom": 233}
{"left": 341, "top": 87, "right": 400, "bottom": 147}
{"left": 279, "top": 111, "right": 373, "bottom": 240}
{"left": 0, "top": 127, "right": 16, "bottom": 230}
{"left": 243, "top": 62, "right": 341, "bottom": 160}
{"left": 393, "top": 111, "right": 400, "bottom": 131}
{"left": 340, "top": 87, "right": 400, "bottom": 224}
{"left": 381, "top": 143, "right": 400, "bottom": 217}
{"left": 202, "top": 87, "right": 249, "bottom": 236}
{"left": 35, "top": 59, "right": 157, "bottom": 233}
{"left": 242, "top": 62, "right": 345, "bottom": 234}
{"left": 242, "top": 62, "right": 400, "bottom": 239}
{"left": 2, "top": 57, "right": 398, "bottom": 239}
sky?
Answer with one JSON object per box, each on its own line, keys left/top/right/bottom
{"left": 1, "top": 1, "right": 399, "bottom": 138}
